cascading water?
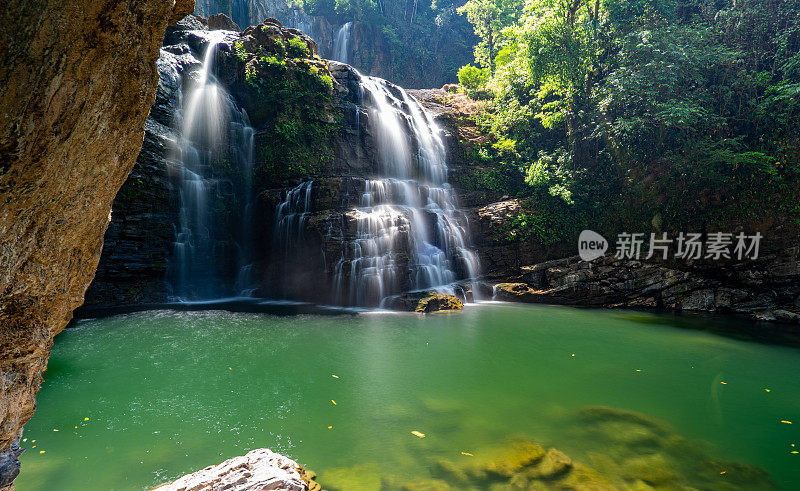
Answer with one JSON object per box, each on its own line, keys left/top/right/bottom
{"left": 170, "top": 32, "right": 255, "bottom": 299}
{"left": 271, "top": 73, "right": 480, "bottom": 307}
{"left": 274, "top": 181, "right": 314, "bottom": 260}
{"left": 332, "top": 22, "right": 353, "bottom": 65}
{"left": 336, "top": 75, "right": 480, "bottom": 306}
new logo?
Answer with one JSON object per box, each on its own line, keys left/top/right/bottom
{"left": 578, "top": 230, "right": 608, "bottom": 262}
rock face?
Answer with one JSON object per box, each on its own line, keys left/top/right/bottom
{"left": 0, "top": 0, "right": 194, "bottom": 488}
{"left": 156, "top": 448, "right": 320, "bottom": 491}
{"left": 490, "top": 252, "right": 800, "bottom": 324}
{"left": 194, "top": 0, "right": 473, "bottom": 88}
{"left": 208, "top": 13, "right": 242, "bottom": 31}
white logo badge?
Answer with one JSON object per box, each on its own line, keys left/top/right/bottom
{"left": 578, "top": 230, "right": 608, "bottom": 262}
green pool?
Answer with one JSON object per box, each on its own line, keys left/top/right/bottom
{"left": 16, "top": 303, "right": 800, "bottom": 489}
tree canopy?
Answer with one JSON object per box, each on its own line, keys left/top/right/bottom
{"left": 458, "top": 0, "right": 800, "bottom": 245}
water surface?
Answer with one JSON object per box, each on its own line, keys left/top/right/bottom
{"left": 17, "top": 303, "right": 800, "bottom": 489}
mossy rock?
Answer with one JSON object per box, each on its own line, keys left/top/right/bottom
{"left": 493, "top": 283, "right": 538, "bottom": 302}
{"left": 384, "top": 291, "right": 464, "bottom": 313}
{"left": 415, "top": 293, "right": 463, "bottom": 313}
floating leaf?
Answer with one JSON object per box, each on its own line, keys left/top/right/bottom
{"left": 331, "top": 375, "right": 339, "bottom": 379}
{"left": 331, "top": 400, "right": 337, "bottom": 405}
{"left": 720, "top": 382, "right": 727, "bottom": 385}
{"left": 84, "top": 418, "right": 89, "bottom": 421}
{"left": 720, "top": 471, "right": 726, "bottom": 475}
{"left": 460, "top": 452, "right": 474, "bottom": 456}
{"left": 328, "top": 426, "right": 333, "bottom": 429}
{"left": 781, "top": 420, "right": 793, "bottom": 424}
{"left": 411, "top": 430, "right": 426, "bottom": 438}
{"left": 39, "top": 450, "right": 45, "bottom": 454}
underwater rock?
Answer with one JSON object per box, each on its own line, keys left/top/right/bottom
{"left": 156, "top": 448, "right": 320, "bottom": 490}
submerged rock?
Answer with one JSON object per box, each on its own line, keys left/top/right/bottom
{"left": 155, "top": 448, "right": 320, "bottom": 491}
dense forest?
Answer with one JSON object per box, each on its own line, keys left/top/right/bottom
{"left": 451, "top": 0, "right": 800, "bottom": 249}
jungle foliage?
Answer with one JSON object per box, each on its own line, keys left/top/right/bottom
{"left": 458, "top": 0, "right": 800, "bottom": 244}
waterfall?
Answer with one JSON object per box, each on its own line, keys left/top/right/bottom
{"left": 274, "top": 181, "right": 314, "bottom": 258}
{"left": 171, "top": 32, "right": 255, "bottom": 299}
{"left": 333, "top": 22, "right": 353, "bottom": 65}
{"left": 323, "top": 74, "right": 479, "bottom": 307}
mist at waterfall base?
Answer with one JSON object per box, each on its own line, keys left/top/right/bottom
{"left": 170, "top": 35, "right": 480, "bottom": 307}
{"left": 19, "top": 304, "right": 800, "bottom": 489}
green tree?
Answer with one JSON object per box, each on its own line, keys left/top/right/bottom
{"left": 458, "top": 0, "right": 525, "bottom": 73}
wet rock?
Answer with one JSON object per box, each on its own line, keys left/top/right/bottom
{"left": 384, "top": 292, "right": 464, "bottom": 313}
{"left": 483, "top": 254, "right": 800, "bottom": 325}
{"left": 493, "top": 283, "right": 538, "bottom": 302}
{"left": 156, "top": 448, "right": 319, "bottom": 490}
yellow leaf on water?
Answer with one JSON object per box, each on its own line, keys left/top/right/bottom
{"left": 720, "top": 382, "right": 727, "bottom": 385}
{"left": 781, "top": 420, "right": 793, "bottom": 424}
{"left": 84, "top": 418, "right": 89, "bottom": 421}
{"left": 720, "top": 471, "right": 726, "bottom": 475}
{"left": 460, "top": 452, "right": 474, "bottom": 456}
{"left": 331, "top": 375, "right": 339, "bottom": 379}
{"left": 228, "top": 367, "right": 232, "bottom": 370}
{"left": 74, "top": 426, "right": 77, "bottom": 429}
{"left": 32, "top": 440, "right": 35, "bottom": 443}
{"left": 31, "top": 446, "right": 36, "bottom": 449}
{"left": 22, "top": 439, "right": 26, "bottom": 443}
{"left": 765, "top": 389, "right": 771, "bottom": 392}
{"left": 635, "top": 369, "right": 642, "bottom": 372}
{"left": 39, "top": 451, "right": 45, "bottom": 454}
{"left": 331, "top": 400, "right": 337, "bottom": 405}
{"left": 791, "top": 451, "right": 799, "bottom": 454}
{"left": 411, "top": 430, "right": 425, "bottom": 438}
{"left": 53, "top": 429, "right": 58, "bottom": 432}
{"left": 328, "top": 426, "right": 333, "bottom": 429}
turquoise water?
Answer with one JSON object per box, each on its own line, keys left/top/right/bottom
{"left": 16, "top": 303, "right": 800, "bottom": 489}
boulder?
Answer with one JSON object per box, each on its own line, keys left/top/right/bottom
{"left": 155, "top": 448, "right": 320, "bottom": 491}
{"left": 207, "top": 13, "right": 241, "bottom": 31}
{"left": 384, "top": 292, "right": 464, "bottom": 313}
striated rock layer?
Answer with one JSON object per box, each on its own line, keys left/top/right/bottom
{"left": 0, "top": 0, "right": 194, "bottom": 487}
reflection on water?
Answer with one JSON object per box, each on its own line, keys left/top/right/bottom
{"left": 18, "top": 304, "right": 800, "bottom": 490}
